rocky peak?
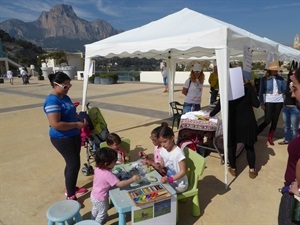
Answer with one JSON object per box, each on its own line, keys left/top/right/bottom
{"left": 0, "top": 4, "right": 121, "bottom": 51}
{"left": 38, "top": 4, "right": 78, "bottom": 24}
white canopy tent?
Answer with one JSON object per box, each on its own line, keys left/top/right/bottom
{"left": 263, "top": 37, "right": 300, "bottom": 62}
{"left": 82, "top": 8, "right": 283, "bottom": 186}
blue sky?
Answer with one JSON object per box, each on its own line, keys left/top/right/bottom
{"left": 0, "top": 0, "right": 299, "bottom": 46}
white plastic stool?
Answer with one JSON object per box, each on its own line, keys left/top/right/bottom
{"left": 46, "top": 200, "right": 82, "bottom": 225}
{"left": 75, "top": 220, "right": 99, "bottom": 225}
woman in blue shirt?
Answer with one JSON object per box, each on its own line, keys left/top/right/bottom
{"left": 258, "top": 61, "right": 287, "bottom": 145}
{"left": 43, "top": 72, "right": 88, "bottom": 205}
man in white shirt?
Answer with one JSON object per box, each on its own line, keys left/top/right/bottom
{"left": 20, "top": 68, "right": 29, "bottom": 84}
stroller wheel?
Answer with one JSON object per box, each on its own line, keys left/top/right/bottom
{"left": 82, "top": 163, "right": 94, "bottom": 176}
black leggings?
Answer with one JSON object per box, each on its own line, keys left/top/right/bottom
{"left": 228, "top": 144, "right": 255, "bottom": 169}
{"left": 258, "top": 102, "right": 283, "bottom": 134}
{"left": 51, "top": 135, "right": 81, "bottom": 197}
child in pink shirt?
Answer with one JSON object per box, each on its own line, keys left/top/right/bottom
{"left": 139, "top": 123, "right": 168, "bottom": 175}
{"left": 91, "top": 147, "right": 140, "bottom": 224}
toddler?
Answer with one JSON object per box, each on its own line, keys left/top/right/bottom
{"left": 106, "top": 133, "right": 127, "bottom": 164}
{"left": 90, "top": 147, "right": 140, "bottom": 224}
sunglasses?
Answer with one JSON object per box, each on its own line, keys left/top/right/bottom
{"left": 54, "top": 82, "right": 72, "bottom": 90}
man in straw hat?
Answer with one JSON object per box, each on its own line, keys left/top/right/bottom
{"left": 257, "top": 61, "right": 287, "bottom": 145}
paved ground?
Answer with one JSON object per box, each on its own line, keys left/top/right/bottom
{"left": 0, "top": 76, "right": 288, "bottom": 225}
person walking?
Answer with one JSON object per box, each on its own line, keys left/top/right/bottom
{"left": 43, "top": 71, "right": 88, "bottom": 205}
{"left": 279, "top": 70, "right": 300, "bottom": 145}
{"left": 182, "top": 63, "right": 205, "bottom": 113}
{"left": 257, "top": 61, "right": 286, "bottom": 145}
{"left": 6, "top": 70, "right": 14, "bottom": 85}
{"left": 20, "top": 67, "right": 29, "bottom": 85}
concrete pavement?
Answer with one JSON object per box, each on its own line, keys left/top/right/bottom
{"left": 0, "top": 76, "right": 289, "bottom": 225}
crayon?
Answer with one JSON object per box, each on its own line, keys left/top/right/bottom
{"left": 158, "top": 184, "right": 164, "bottom": 189}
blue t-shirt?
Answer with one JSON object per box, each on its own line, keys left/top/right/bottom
{"left": 43, "top": 94, "right": 80, "bottom": 138}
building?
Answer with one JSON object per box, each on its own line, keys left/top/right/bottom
{"left": 294, "top": 34, "right": 300, "bottom": 50}
{"left": 41, "top": 51, "right": 84, "bottom": 79}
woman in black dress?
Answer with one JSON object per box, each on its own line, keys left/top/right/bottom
{"left": 210, "top": 82, "right": 260, "bottom": 178}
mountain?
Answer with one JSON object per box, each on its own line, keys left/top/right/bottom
{"left": 0, "top": 4, "right": 122, "bottom": 52}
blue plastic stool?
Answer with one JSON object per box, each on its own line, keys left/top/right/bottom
{"left": 74, "top": 220, "right": 100, "bottom": 225}
{"left": 46, "top": 200, "right": 82, "bottom": 225}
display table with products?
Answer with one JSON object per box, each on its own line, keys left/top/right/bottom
{"left": 178, "top": 108, "right": 244, "bottom": 164}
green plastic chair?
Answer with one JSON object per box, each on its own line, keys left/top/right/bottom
{"left": 177, "top": 147, "right": 206, "bottom": 220}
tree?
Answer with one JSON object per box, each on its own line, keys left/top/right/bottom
{"left": 50, "top": 51, "right": 68, "bottom": 66}
{"left": 38, "top": 51, "right": 68, "bottom": 67}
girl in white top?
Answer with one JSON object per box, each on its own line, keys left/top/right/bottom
{"left": 182, "top": 63, "right": 205, "bottom": 113}
{"left": 158, "top": 123, "right": 188, "bottom": 193}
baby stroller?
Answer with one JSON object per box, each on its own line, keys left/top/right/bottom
{"left": 80, "top": 103, "right": 109, "bottom": 176}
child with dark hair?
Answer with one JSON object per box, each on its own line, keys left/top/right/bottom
{"left": 158, "top": 124, "right": 188, "bottom": 193}
{"left": 106, "top": 133, "right": 127, "bottom": 164}
{"left": 91, "top": 147, "right": 140, "bottom": 224}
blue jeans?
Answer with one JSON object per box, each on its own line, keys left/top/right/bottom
{"left": 163, "top": 76, "right": 168, "bottom": 86}
{"left": 183, "top": 103, "right": 201, "bottom": 114}
{"left": 282, "top": 106, "right": 300, "bottom": 142}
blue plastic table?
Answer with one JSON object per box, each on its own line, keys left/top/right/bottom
{"left": 109, "top": 162, "right": 176, "bottom": 225}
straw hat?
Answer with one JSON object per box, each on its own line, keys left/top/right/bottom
{"left": 266, "top": 61, "right": 283, "bottom": 71}
{"left": 193, "top": 63, "right": 202, "bottom": 72}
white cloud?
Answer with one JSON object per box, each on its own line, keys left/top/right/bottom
{"left": 95, "top": 0, "right": 120, "bottom": 17}
{"left": 264, "top": 2, "right": 300, "bottom": 10}
{"left": 0, "top": 0, "right": 58, "bottom": 21}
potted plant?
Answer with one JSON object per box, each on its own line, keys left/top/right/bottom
{"left": 51, "top": 51, "right": 76, "bottom": 79}
{"left": 38, "top": 53, "right": 53, "bottom": 78}
{"left": 94, "top": 74, "right": 102, "bottom": 84}
{"left": 99, "top": 73, "right": 119, "bottom": 84}
{"left": 88, "top": 75, "right": 95, "bottom": 84}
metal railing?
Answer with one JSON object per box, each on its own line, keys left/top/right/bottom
{"left": 95, "top": 71, "right": 140, "bottom": 81}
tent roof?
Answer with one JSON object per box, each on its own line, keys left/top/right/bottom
{"left": 85, "top": 8, "right": 280, "bottom": 60}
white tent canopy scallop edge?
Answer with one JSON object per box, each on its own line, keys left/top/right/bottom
{"left": 82, "top": 8, "right": 299, "bottom": 186}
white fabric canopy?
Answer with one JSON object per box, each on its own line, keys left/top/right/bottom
{"left": 82, "top": 8, "right": 295, "bottom": 186}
